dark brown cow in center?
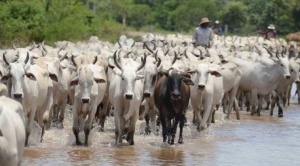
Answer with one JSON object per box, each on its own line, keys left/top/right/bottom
{"left": 154, "top": 69, "right": 194, "bottom": 145}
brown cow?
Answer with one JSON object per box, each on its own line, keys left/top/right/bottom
{"left": 154, "top": 69, "right": 193, "bottom": 145}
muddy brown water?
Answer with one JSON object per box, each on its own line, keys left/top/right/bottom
{"left": 23, "top": 98, "right": 300, "bottom": 166}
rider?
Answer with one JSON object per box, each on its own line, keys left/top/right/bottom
{"left": 212, "top": 20, "right": 223, "bottom": 36}
{"left": 192, "top": 17, "right": 214, "bottom": 48}
{"left": 260, "top": 24, "right": 277, "bottom": 40}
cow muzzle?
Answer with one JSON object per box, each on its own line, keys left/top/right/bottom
{"left": 296, "top": 80, "right": 300, "bottom": 84}
{"left": 14, "top": 93, "right": 23, "bottom": 99}
{"left": 171, "top": 91, "right": 181, "bottom": 100}
{"left": 125, "top": 94, "right": 133, "bottom": 100}
{"left": 82, "top": 98, "right": 90, "bottom": 103}
{"left": 198, "top": 85, "right": 205, "bottom": 90}
{"left": 143, "top": 92, "right": 151, "bottom": 98}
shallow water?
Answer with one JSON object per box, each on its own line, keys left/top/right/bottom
{"left": 23, "top": 89, "right": 300, "bottom": 166}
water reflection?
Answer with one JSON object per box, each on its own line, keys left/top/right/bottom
{"left": 150, "top": 148, "right": 185, "bottom": 165}
{"left": 22, "top": 99, "right": 300, "bottom": 166}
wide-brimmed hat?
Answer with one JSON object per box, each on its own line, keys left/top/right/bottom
{"left": 199, "top": 17, "right": 211, "bottom": 25}
{"left": 267, "top": 24, "right": 275, "bottom": 30}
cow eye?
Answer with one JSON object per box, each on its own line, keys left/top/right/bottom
{"left": 291, "top": 69, "right": 294, "bottom": 72}
{"left": 152, "top": 75, "right": 156, "bottom": 84}
{"left": 280, "top": 64, "right": 284, "bottom": 66}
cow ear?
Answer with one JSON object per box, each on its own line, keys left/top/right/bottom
{"left": 183, "top": 78, "right": 194, "bottom": 85}
{"left": 209, "top": 71, "right": 222, "bottom": 77}
{"left": 49, "top": 73, "right": 58, "bottom": 82}
{"left": 25, "top": 72, "right": 36, "bottom": 81}
{"left": 1, "top": 74, "right": 10, "bottom": 82}
{"left": 70, "top": 77, "right": 79, "bottom": 86}
{"left": 135, "top": 75, "right": 144, "bottom": 80}
{"left": 181, "top": 73, "right": 191, "bottom": 79}
{"left": 94, "top": 78, "right": 106, "bottom": 83}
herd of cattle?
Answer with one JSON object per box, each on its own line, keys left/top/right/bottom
{"left": 0, "top": 33, "right": 299, "bottom": 165}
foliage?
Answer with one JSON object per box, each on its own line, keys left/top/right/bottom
{"left": 0, "top": 0, "right": 300, "bottom": 47}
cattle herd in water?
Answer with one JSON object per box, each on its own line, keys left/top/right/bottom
{"left": 0, "top": 33, "right": 299, "bottom": 165}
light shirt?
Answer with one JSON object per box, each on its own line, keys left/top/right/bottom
{"left": 192, "top": 27, "right": 214, "bottom": 47}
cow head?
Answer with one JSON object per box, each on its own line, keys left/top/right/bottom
{"left": 264, "top": 47, "right": 291, "bottom": 79}
{"left": 164, "top": 70, "right": 194, "bottom": 100}
{"left": 70, "top": 65, "right": 106, "bottom": 104}
{"left": 1, "top": 52, "right": 34, "bottom": 100}
{"left": 112, "top": 50, "right": 146, "bottom": 100}
{"left": 143, "top": 54, "right": 161, "bottom": 98}
{"left": 188, "top": 63, "right": 222, "bottom": 91}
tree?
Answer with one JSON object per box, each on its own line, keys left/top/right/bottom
{"left": 222, "top": 2, "right": 247, "bottom": 34}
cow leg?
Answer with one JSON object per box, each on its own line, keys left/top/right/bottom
{"left": 52, "top": 104, "right": 59, "bottom": 124}
{"left": 264, "top": 94, "right": 271, "bottom": 110}
{"left": 84, "top": 112, "right": 94, "bottom": 146}
{"left": 25, "top": 109, "right": 36, "bottom": 146}
{"left": 114, "top": 110, "right": 124, "bottom": 145}
{"left": 245, "top": 92, "right": 251, "bottom": 112}
{"left": 250, "top": 91, "right": 258, "bottom": 116}
{"left": 72, "top": 104, "right": 82, "bottom": 146}
{"left": 160, "top": 115, "right": 167, "bottom": 143}
{"left": 199, "top": 97, "right": 212, "bottom": 131}
{"left": 297, "top": 84, "right": 300, "bottom": 104}
{"left": 156, "top": 113, "right": 160, "bottom": 135}
{"left": 257, "top": 96, "right": 264, "bottom": 116}
{"left": 287, "top": 86, "right": 291, "bottom": 106}
{"left": 233, "top": 98, "right": 241, "bottom": 120}
{"left": 208, "top": 106, "right": 215, "bottom": 128}
{"left": 276, "top": 95, "right": 284, "bottom": 117}
{"left": 270, "top": 95, "right": 276, "bottom": 116}
{"left": 145, "top": 114, "right": 151, "bottom": 135}
{"left": 57, "top": 100, "right": 67, "bottom": 129}
{"left": 178, "top": 114, "right": 185, "bottom": 144}
{"left": 191, "top": 97, "right": 201, "bottom": 125}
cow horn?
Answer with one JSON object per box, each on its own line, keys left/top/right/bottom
{"left": 131, "top": 41, "right": 135, "bottom": 47}
{"left": 93, "top": 55, "right": 98, "bottom": 64}
{"left": 136, "top": 53, "right": 147, "bottom": 71}
{"left": 59, "top": 54, "right": 66, "bottom": 61}
{"left": 42, "top": 50, "right": 46, "bottom": 57}
{"left": 144, "top": 42, "right": 153, "bottom": 53}
{"left": 113, "top": 50, "right": 122, "bottom": 70}
{"left": 24, "top": 52, "right": 30, "bottom": 64}
{"left": 154, "top": 50, "right": 158, "bottom": 61}
{"left": 151, "top": 41, "right": 157, "bottom": 51}
{"left": 171, "top": 40, "right": 175, "bottom": 47}
{"left": 263, "top": 46, "right": 273, "bottom": 57}
{"left": 275, "top": 51, "right": 280, "bottom": 59}
{"left": 117, "top": 41, "right": 122, "bottom": 48}
{"left": 71, "top": 55, "right": 77, "bottom": 67}
{"left": 156, "top": 57, "right": 161, "bottom": 68}
{"left": 164, "top": 48, "right": 169, "bottom": 56}
{"left": 183, "top": 48, "right": 188, "bottom": 58}
{"left": 125, "top": 51, "right": 132, "bottom": 58}
{"left": 2, "top": 51, "right": 9, "bottom": 66}
{"left": 42, "top": 41, "right": 47, "bottom": 53}
{"left": 172, "top": 51, "right": 177, "bottom": 65}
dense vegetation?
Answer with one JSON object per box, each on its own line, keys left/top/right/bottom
{"left": 0, "top": 0, "right": 299, "bottom": 47}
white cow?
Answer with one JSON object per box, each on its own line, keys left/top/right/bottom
{"left": 189, "top": 63, "right": 224, "bottom": 131}
{"left": 0, "top": 96, "right": 25, "bottom": 166}
{"left": 1, "top": 53, "right": 55, "bottom": 146}
{"left": 70, "top": 61, "right": 107, "bottom": 146}
{"left": 141, "top": 55, "right": 161, "bottom": 134}
{"left": 232, "top": 53, "right": 291, "bottom": 116}
{"left": 109, "top": 50, "right": 146, "bottom": 145}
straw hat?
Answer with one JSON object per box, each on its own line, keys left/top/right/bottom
{"left": 199, "top": 17, "right": 211, "bottom": 25}
{"left": 267, "top": 24, "right": 275, "bottom": 30}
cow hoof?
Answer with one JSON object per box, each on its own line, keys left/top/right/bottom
{"left": 129, "top": 141, "right": 134, "bottom": 145}
{"left": 76, "top": 141, "right": 83, "bottom": 146}
{"left": 197, "top": 125, "right": 206, "bottom": 132}
{"left": 278, "top": 114, "right": 284, "bottom": 118}
{"left": 178, "top": 138, "right": 184, "bottom": 144}
{"left": 145, "top": 126, "right": 151, "bottom": 135}
{"left": 99, "top": 127, "right": 104, "bottom": 132}
{"left": 40, "top": 138, "right": 44, "bottom": 143}
{"left": 57, "top": 123, "right": 64, "bottom": 129}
